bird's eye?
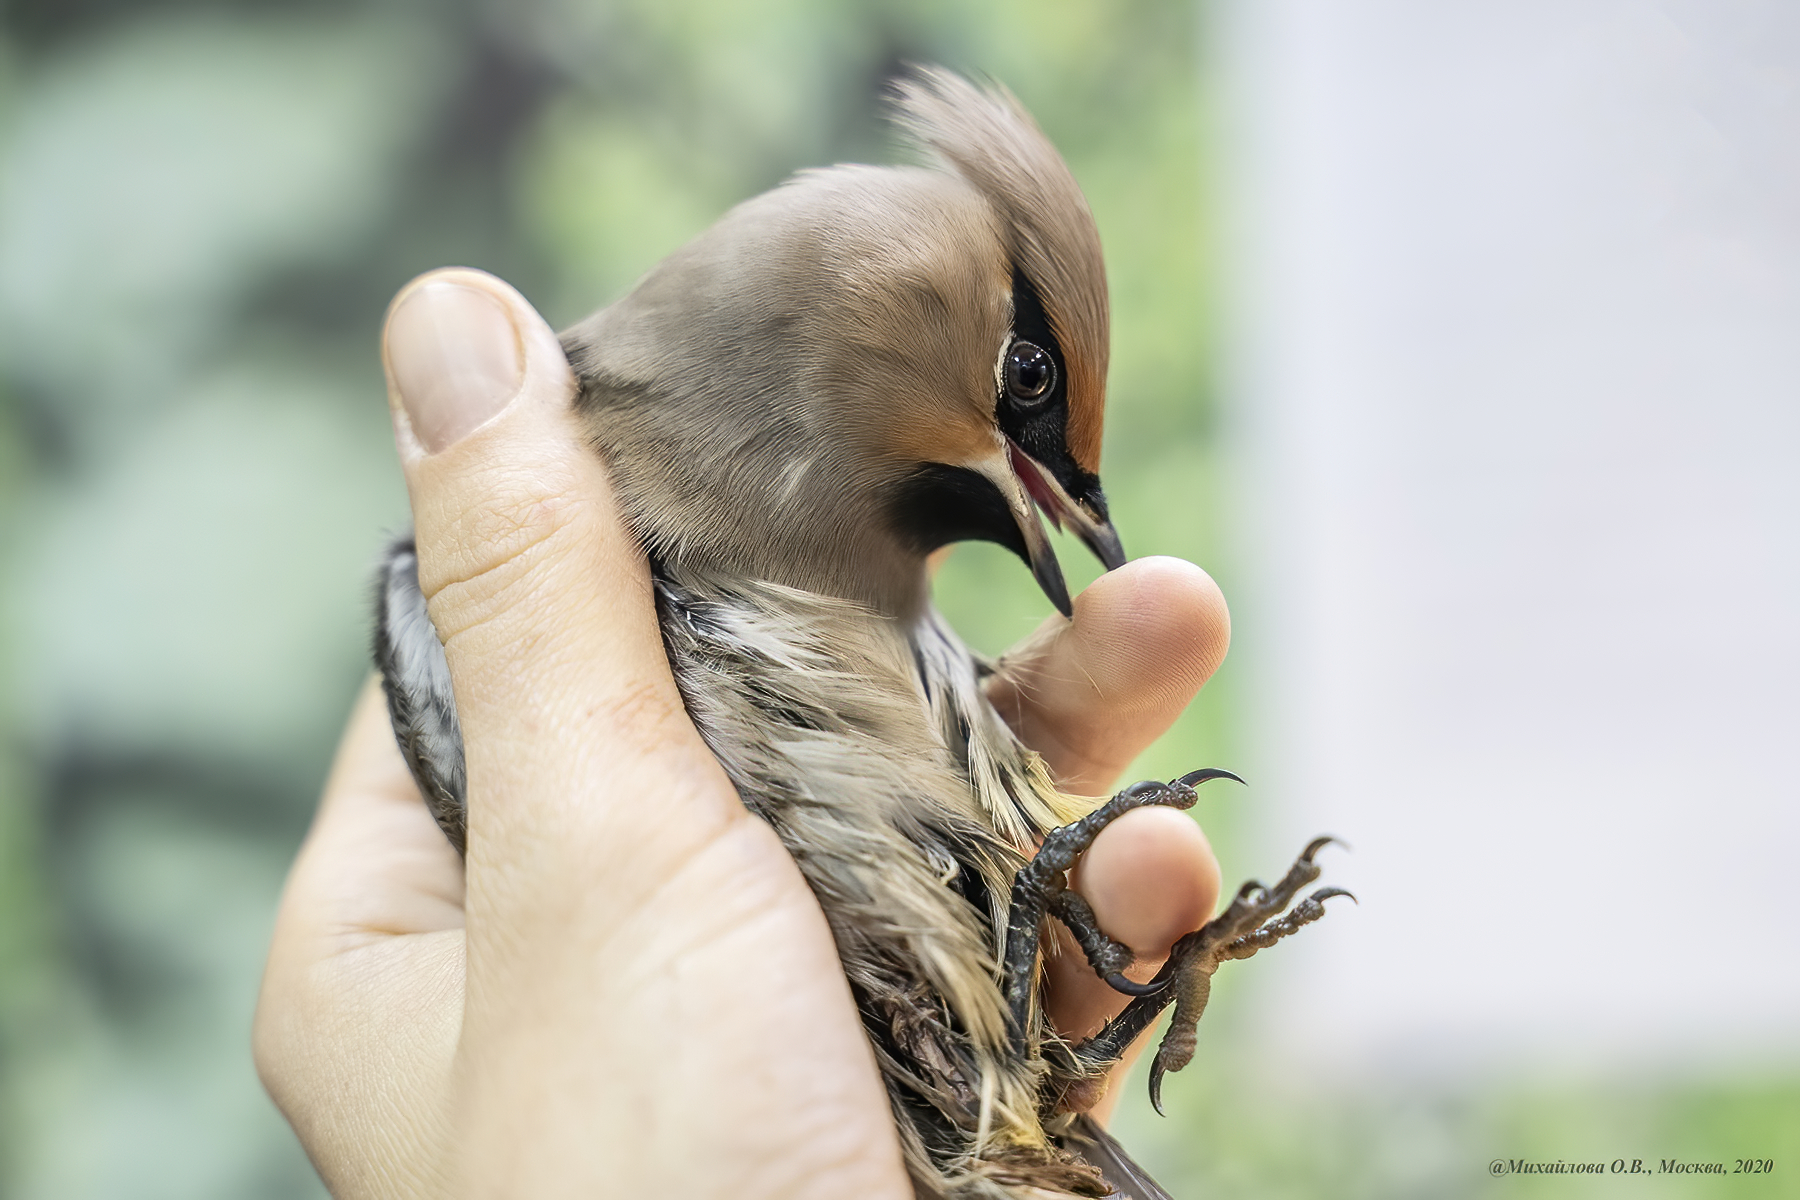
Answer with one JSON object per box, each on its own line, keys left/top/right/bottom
{"left": 1004, "top": 341, "right": 1056, "bottom": 405}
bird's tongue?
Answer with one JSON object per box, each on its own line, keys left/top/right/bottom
{"left": 1007, "top": 442, "right": 1066, "bottom": 532}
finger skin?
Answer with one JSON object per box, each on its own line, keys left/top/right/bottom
{"left": 254, "top": 678, "right": 464, "bottom": 1200}
{"left": 989, "top": 556, "right": 1230, "bottom": 1121}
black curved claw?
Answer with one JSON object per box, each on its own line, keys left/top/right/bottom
{"left": 1174, "top": 767, "right": 1247, "bottom": 790}
{"left": 1103, "top": 972, "right": 1170, "bottom": 998}
{"left": 1311, "top": 886, "right": 1357, "bottom": 905}
{"left": 1148, "top": 1058, "right": 1169, "bottom": 1117}
{"left": 1301, "top": 834, "right": 1348, "bottom": 861}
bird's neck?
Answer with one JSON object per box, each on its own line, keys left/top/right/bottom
{"left": 596, "top": 430, "right": 933, "bottom": 620}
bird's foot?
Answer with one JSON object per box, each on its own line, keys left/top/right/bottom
{"left": 1040, "top": 833, "right": 1350, "bottom": 1115}
{"left": 1001, "top": 769, "right": 1243, "bottom": 1048}
{"left": 1006, "top": 772, "right": 1352, "bottom": 1116}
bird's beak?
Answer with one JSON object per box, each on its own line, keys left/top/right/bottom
{"left": 977, "top": 442, "right": 1126, "bottom": 619}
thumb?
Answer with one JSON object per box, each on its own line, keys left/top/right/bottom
{"left": 381, "top": 270, "right": 896, "bottom": 1198}
{"left": 381, "top": 267, "right": 737, "bottom": 913}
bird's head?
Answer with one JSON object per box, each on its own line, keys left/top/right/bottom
{"left": 563, "top": 68, "right": 1120, "bottom": 620}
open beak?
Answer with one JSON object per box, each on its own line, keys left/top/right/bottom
{"left": 978, "top": 442, "right": 1126, "bottom": 618}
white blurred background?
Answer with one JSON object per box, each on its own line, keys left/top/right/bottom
{"left": 1219, "top": 0, "right": 1800, "bottom": 1077}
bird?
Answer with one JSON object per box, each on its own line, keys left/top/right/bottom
{"left": 374, "top": 67, "right": 1346, "bottom": 1200}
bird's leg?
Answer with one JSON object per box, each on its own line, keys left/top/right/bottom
{"left": 1068, "top": 836, "right": 1353, "bottom": 1113}
{"left": 1001, "top": 769, "right": 1243, "bottom": 1051}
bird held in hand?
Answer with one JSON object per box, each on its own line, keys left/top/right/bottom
{"left": 374, "top": 68, "right": 1346, "bottom": 1200}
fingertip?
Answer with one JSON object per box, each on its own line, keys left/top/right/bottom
{"left": 382, "top": 268, "right": 573, "bottom": 461}
{"left": 383, "top": 268, "right": 566, "bottom": 373}
{"left": 1070, "top": 556, "right": 1230, "bottom": 706}
{"left": 990, "top": 556, "right": 1231, "bottom": 794}
{"left": 1071, "top": 805, "right": 1220, "bottom": 957}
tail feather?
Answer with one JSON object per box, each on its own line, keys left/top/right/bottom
{"left": 1059, "top": 1114, "right": 1174, "bottom": 1200}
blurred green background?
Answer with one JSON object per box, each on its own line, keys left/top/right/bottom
{"left": 0, "top": 1, "right": 1791, "bottom": 1197}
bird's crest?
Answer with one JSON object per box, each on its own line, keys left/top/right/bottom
{"left": 889, "top": 67, "right": 1110, "bottom": 475}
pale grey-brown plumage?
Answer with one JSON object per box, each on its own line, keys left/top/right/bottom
{"left": 376, "top": 69, "right": 1344, "bottom": 1199}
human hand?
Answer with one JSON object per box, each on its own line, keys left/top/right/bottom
{"left": 253, "top": 268, "right": 1226, "bottom": 1198}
